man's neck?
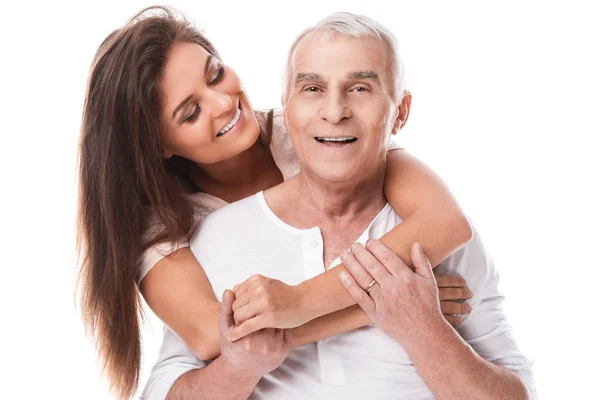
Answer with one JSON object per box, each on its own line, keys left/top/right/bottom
{"left": 266, "top": 165, "right": 387, "bottom": 267}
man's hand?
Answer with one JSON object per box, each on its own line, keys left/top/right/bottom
{"left": 219, "top": 289, "right": 291, "bottom": 379}
{"left": 228, "top": 275, "right": 308, "bottom": 341}
{"left": 435, "top": 273, "right": 472, "bottom": 326}
{"left": 339, "top": 240, "right": 448, "bottom": 346}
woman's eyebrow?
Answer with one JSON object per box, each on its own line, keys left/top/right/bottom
{"left": 172, "top": 55, "right": 215, "bottom": 120}
{"left": 172, "top": 95, "right": 193, "bottom": 120}
{"left": 204, "top": 54, "right": 213, "bottom": 77}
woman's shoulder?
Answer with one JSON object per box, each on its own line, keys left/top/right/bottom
{"left": 255, "top": 108, "right": 300, "bottom": 180}
{"left": 137, "top": 193, "right": 227, "bottom": 285}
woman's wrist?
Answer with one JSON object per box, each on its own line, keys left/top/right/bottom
{"left": 294, "top": 282, "right": 317, "bottom": 322}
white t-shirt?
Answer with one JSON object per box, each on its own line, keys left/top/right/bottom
{"left": 135, "top": 109, "right": 300, "bottom": 285}
{"left": 136, "top": 110, "right": 402, "bottom": 285}
{"left": 141, "top": 192, "right": 536, "bottom": 400}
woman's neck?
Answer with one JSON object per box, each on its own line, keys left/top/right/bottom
{"left": 190, "top": 140, "right": 283, "bottom": 203}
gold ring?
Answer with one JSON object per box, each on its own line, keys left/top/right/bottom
{"left": 365, "top": 279, "right": 377, "bottom": 293}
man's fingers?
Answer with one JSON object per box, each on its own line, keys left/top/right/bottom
{"left": 219, "top": 290, "right": 235, "bottom": 333}
{"left": 349, "top": 242, "right": 390, "bottom": 282}
{"left": 411, "top": 242, "right": 435, "bottom": 281}
{"left": 444, "top": 315, "right": 465, "bottom": 327}
{"left": 441, "top": 300, "right": 472, "bottom": 315}
{"left": 339, "top": 271, "right": 375, "bottom": 315}
{"left": 365, "top": 239, "right": 408, "bottom": 276}
{"left": 439, "top": 287, "right": 473, "bottom": 301}
{"left": 435, "top": 274, "right": 466, "bottom": 288}
{"left": 228, "top": 314, "right": 270, "bottom": 342}
{"left": 340, "top": 249, "right": 376, "bottom": 290}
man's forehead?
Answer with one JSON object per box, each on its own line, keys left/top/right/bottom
{"left": 292, "top": 32, "right": 389, "bottom": 77}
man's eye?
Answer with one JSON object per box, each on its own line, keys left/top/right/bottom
{"left": 352, "top": 86, "right": 369, "bottom": 93}
{"left": 304, "top": 86, "right": 320, "bottom": 93}
{"left": 184, "top": 104, "right": 200, "bottom": 123}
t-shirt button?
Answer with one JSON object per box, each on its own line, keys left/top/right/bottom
{"left": 310, "top": 240, "right": 319, "bottom": 248}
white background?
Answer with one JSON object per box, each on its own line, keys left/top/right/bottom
{"left": 1, "top": 0, "right": 598, "bottom": 398}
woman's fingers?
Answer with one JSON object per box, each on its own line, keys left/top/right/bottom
{"left": 444, "top": 314, "right": 465, "bottom": 327}
{"left": 438, "top": 287, "right": 472, "bottom": 301}
{"left": 441, "top": 300, "right": 471, "bottom": 315}
{"left": 233, "top": 300, "right": 263, "bottom": 326}
{"left": 228, "top": 314, "right": 271, "bottom": 342}
{"left": 435, "top": 274, "right": 466, "bottom": 288}
{"left": 231, "top": 290, "right": 252, "bottom": 313}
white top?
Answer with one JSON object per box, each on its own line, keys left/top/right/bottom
{"left": 136, "top": 110, "right": 403, "bottom": 285}
{"left": 141, "top": 192, "right": 536, "bottom": 400}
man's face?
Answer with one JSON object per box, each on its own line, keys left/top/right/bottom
{"left": 283, "top": 33, "right": 405, "bottom": 184}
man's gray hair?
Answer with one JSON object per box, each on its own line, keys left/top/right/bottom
{"left": 282, "top": 12, "right": 406, "bottom": 101}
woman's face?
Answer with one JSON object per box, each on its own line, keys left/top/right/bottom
{"left": 160, "top": 41, "right": 260, "bottom": 164}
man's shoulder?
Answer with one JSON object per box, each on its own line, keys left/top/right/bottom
{"left": 191, "top": 194, "right": 263, "bottom": 244}
{"left": 208, "top": 194, "right": 259, "bottom": 221}
{"left": 437, "top": 221, "right": 502, "bottom": 303}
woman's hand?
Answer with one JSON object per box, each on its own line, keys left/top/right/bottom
{"left": 435, "top": 273, "right": 472, "bottom": 326}
{"left": 229, "top": 275, "right": 309, "bottom": 341}
{"left": 219, "top": 289, "right": 291, "bottom": 378}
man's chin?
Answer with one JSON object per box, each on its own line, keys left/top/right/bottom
{"left": 304, "top": 165, "right": 359, "bottom": 184}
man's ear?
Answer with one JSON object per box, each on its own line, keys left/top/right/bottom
{"left": 392, "top": 91, "right": 412, "bottom": 135}
{"left": 281, "top": 96, "right": 289, "bottom": 131}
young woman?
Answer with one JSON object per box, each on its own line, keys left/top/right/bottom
{"left": 77, "top": 6, "right": 473, "bottom": 399}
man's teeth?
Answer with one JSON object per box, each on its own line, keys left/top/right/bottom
{"left": 315, "top": 137, "right": 357, "bottom": 143}
{"left": 217, "top": 106, "right": 242, "bottom": 137}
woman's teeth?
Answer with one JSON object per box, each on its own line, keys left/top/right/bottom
{"left": 217, "top": 106, "right": 242, "bottom": 137}
{"left": 315, "top": 136, "right": 357, "bottom": 143}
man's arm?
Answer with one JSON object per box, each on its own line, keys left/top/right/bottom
{"left": 164, "top": 357, "right": 259, "bottom": 400}
{"left": 403, "top": 316, "right": 530, "bottom": 400}
{"left": 339, "top": 235, "right": 535, "bottom": 400}
{"left": 297, "top": 150, "right": 473, "bottom": 320}
{"left": 228, "top": 149, "right": 472, "bottom": 338}
{"left": 142, "top": 291, "right": 290, "bottom": 400}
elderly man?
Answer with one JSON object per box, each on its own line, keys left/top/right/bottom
{"left": 143, "top": 12, "right": 536, "bottom": 400}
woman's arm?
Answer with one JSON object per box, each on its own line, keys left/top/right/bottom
{"left": 140, "top": 249, "right": 370, "bottom": 359}
{"left": 229, "top": 150, "right": 473, "bottom": 338}
{"left": 297, "top": 149, "right": 473, "bottom": 319}
{"left": 139, "top": 248, "right": 221, "bottom": 360}
{"left": 141, "top": 248, "right": 372, "bottom": 359}
{"left": 141, "top": 247, "right": 470, "bottom": 359}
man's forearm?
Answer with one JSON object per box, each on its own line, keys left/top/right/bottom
{"left": 166, "top": 356, "right": 260, "bottom": 400}
{"left": 404, "top": 320, "right": 529, "bottom": 400}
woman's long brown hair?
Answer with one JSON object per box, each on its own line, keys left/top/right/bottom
{"left": 76, "top": 6, "right": 219, "bottom": 399}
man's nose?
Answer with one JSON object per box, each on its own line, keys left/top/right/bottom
{"left": 320, "top": 90, "right": 351, "bottom": 123}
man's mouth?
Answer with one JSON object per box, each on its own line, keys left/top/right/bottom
{"left": 314, "top": 136, "right": 358, "bottom": 144}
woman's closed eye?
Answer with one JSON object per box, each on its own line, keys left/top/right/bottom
{"left": 210, "top": 66, "right": 225, "bottom": 86}
{"left": 184, "top": 104, "right": 200, "bottom": 123}
{"left": 183, "top": 66, "right": 225, "bottom": 123}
